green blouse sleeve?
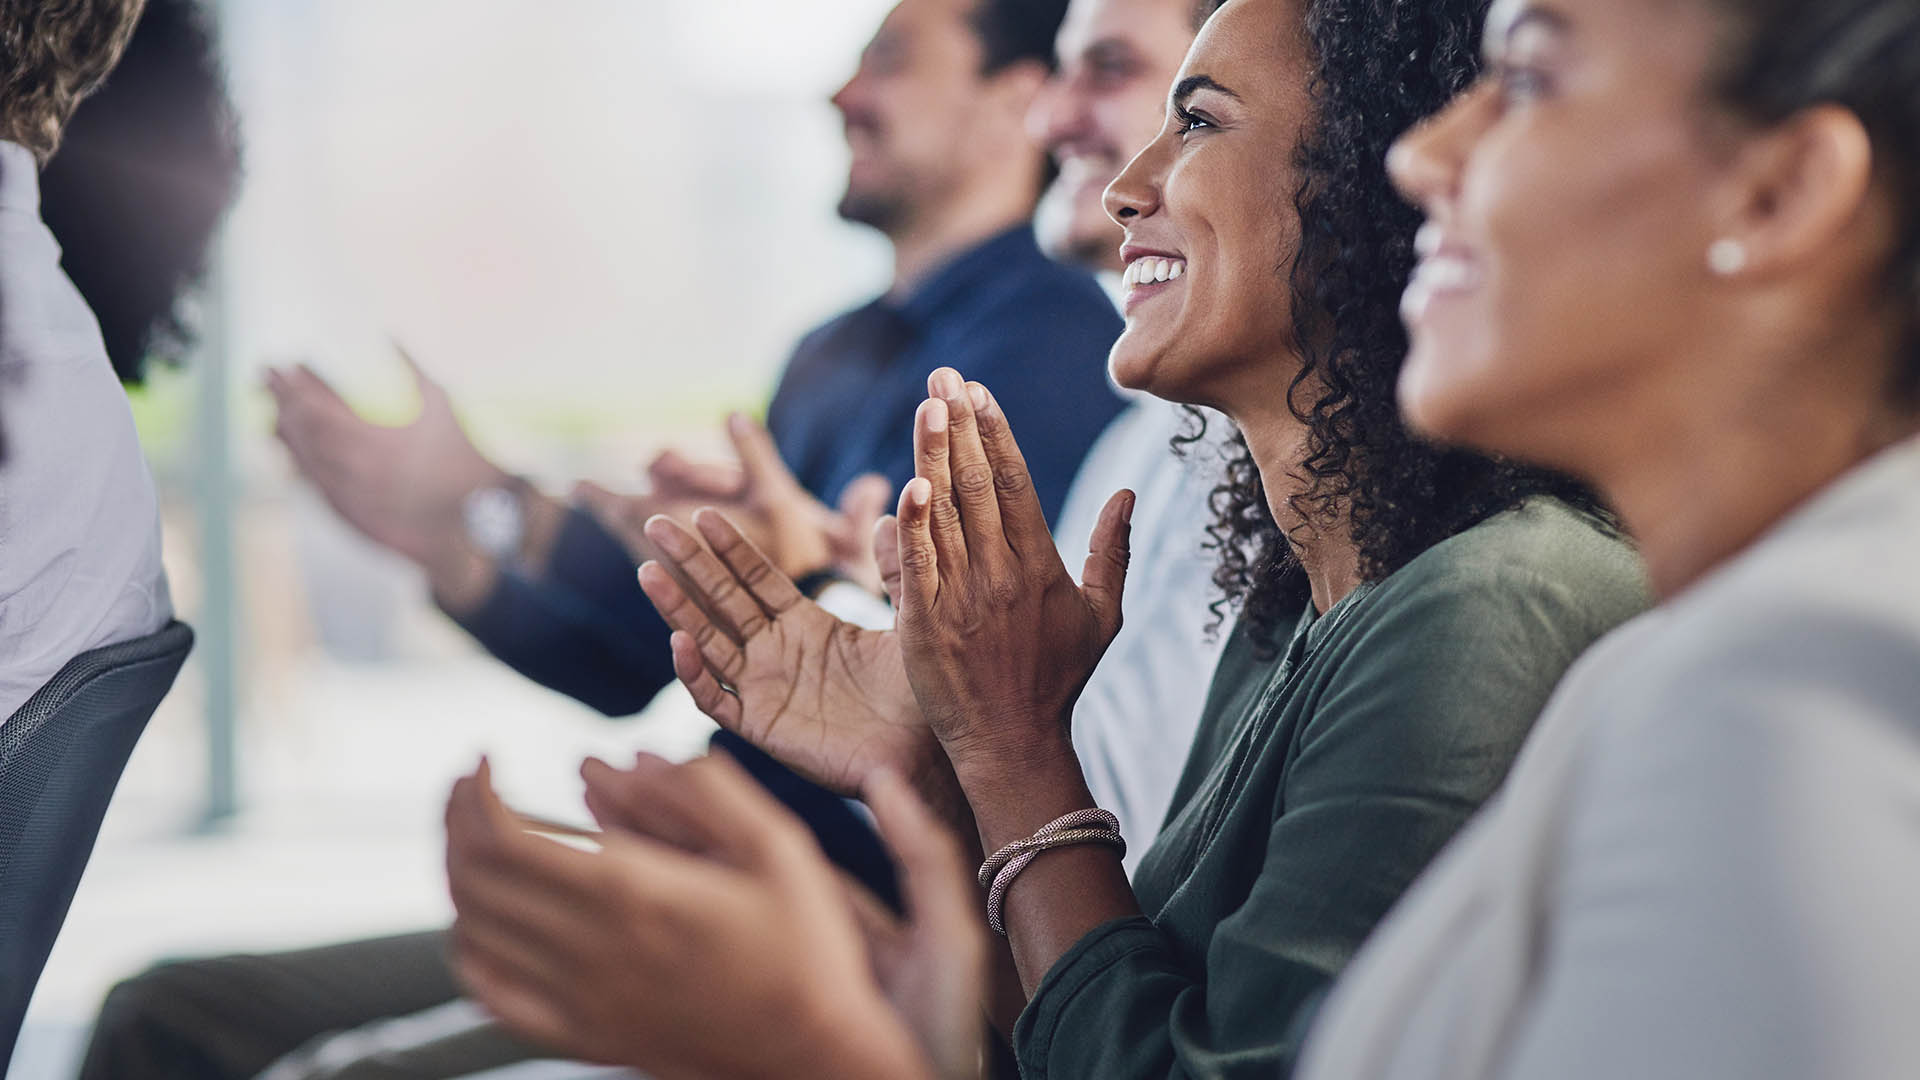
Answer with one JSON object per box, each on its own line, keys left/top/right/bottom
{"left": 1014, "top": 559, "right": 1637, "bottom": 1080}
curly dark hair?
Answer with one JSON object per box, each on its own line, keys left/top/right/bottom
{"left": 0, "top": 0, "right": 146, "bottom": 163}
{"left": 39, "top": 0, "right": 242, "bottom": 383}
{"left": 1189, "top": 0, "right": 1614, "bottom": 653}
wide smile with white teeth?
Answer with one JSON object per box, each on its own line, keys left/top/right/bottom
{"left": 1124, "top": 256, "right": 1187, "bottom": 289}
{"left": 1401, "top": 250, "right": 1484, "bottom": 324}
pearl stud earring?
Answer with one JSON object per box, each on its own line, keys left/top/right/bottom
{"left": 1708, "top": 238, "right": 1749, "bottom": 277}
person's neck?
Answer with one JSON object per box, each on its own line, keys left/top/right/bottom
{"left": 885, "top": 196, "right": 1033, "bottom": 303}
{"left": 1595, "top": 332, "right": 1920, "bottom": 600}
{"left": 1225, "top": 377, "right": 1365, "bottom": 616}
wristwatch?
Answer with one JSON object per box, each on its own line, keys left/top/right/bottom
{"left": 462, "top": 479, "right": 530, "bottom": 565}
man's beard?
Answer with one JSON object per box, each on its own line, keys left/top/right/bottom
{"left": 837, "top": 185, "right": 910, "bottom": 233}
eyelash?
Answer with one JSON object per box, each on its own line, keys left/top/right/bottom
{"left": 1174, "top": 106, "right": 1214, "bottom": 135}
{"left": 1493, "top": 62, "right": 1551, "bottom": 104}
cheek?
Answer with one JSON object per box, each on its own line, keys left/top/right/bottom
{"left": 1405, "top": 115, "right": 1716, "bottom": 453}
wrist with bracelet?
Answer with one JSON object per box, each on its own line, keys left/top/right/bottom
{"left": 976, "top": 807, "right": 1124, "bottom": 936}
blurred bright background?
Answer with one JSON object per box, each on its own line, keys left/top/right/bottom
{"left": 12, "top": 1, "right": 901, "bottom": 1075}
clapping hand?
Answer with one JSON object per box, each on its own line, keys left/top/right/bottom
{"left": 267, "top": 347, "right": 506, "bottom": 568}
{"left": 581, "top": 413, "right": 893, "bottom": 591}
{"left": 636, "top": 509, "right": 969, "bottom": 823}
{"left": 892, "top": 368, "right": 1134, "bottom": 768}
{"left": 446, "top": 754, "right": 985, "bottom": 1080}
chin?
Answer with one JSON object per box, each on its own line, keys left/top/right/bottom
{"left": 1397, "top": 342, "right": 1490, "bottom": 446}
{"left": 1108, "top": 336, "right": 1208, "bottom": 407}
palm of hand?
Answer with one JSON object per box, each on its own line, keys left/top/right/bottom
{"left": 731, "top": 603, "right": 932, "bottom": 797}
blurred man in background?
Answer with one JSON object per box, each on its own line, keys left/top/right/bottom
{"left": 84, "top": 2, "right": 1126, "bottom": 1078}
{"left": 1026, "top": 0, "right": 1228, "bottom": 866}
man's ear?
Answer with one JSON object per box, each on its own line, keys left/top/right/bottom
{"left": 1713, "top": 103, "right": 1876, "bottom": 277}
{"left": 982, "top": 58, "right": 1053, "bottom": 124}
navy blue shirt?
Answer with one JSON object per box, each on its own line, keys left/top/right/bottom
{"left": 453, "top": 224, "right": 1122, "bottom": 718}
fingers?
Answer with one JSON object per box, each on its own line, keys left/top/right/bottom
{"left": 926, "top": 368, "right": 1005, "bottom": 562}
{"left": 445, "top": 767, "right": 612, "bottom": 950}
{"left": 1080, "top": 490, "right": 1136, "bottom": 644}
{"left": 894, "top": 480, "right": 939, "bottom": 619}
{"left": 637, "top": 561, "right": 747, "bottom": 684}
{"left": 864, "top": 769, "right": 988, "bottom": 1074}
{"left": 573, "top": 482, "right": 648, "bottom": 554}
{"left": 838, "top": 473, "right": 894, "bottom": 526}
{"left": 691, "top": 508, "right": 804, "bottom": 616}
{"left": 667, "top": 629, "right": 744, "bottom": 731}
{"left": 913, "top": 397, "right": 967, "bottom": 580}
{"left": 727, "top": 413, "right": 801, "bottom": 496}
{"left": 969, "top": 381, "right": 1051, "bottom": 558}
{"left": 642, "top": 515, "right": 772, "bottom": 640}
{"left": 581, "top": 753, "right": 715, "bottom": 853}
{"left": 452, "top": 945, "right": 578, "bottom": 1055}
{"left": 647, "top": 449, "right": 745, "bottom": 501}
{"left": 864, "top": 770, "right": 976, "bottom": 934}
{"left": 874, "top": 514, "right": 905, "bottom": 610}
{"left": 595, "top": 751, "right": 811, "bottom": 872}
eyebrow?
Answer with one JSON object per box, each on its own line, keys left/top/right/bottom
{"left": 1172, "top": 74, "right": 1241, "bottom": 106}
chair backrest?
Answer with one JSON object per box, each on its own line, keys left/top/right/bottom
{"left": 0, "top": 620, "right": 193, "bottom": 1065}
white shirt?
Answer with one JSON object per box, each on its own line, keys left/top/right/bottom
{"left": 1053, "top": 399, "right": 1229, "bottom": 872}
{"left": 822, "top": 398, "right": 1229, "bottom": 873}
{"left": 1298, "top": 436, "right": 1920, "bottom": 1080}
{"left": 0, "top": 141, "right": 171, "bottom": 719}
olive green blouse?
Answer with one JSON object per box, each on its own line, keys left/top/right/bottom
{"left": 1012, "top": 498, "right": 1649, "bottom": 1079}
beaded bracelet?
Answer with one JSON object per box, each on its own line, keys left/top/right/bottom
{"left": 978, "top": 808, "right": 1125, "bottom": 936}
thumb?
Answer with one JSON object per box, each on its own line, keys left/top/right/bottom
{"left": 726, "top": 412, "right": 796, "bottom": 493}
{"left": 874, "top": 514, "right": 905, "bottom": 609}
{"left": 394, "top": 341, "right": 445, "bottom": 401}
{"left": 838, "top": 473, "right": 893, "bottom": 526}
{"left": 1080, "top": 490, "right": 1134, "bottom": 643}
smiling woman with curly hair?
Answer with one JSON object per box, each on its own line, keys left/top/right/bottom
{"left": 438, "top": 1, "right": 1650, "bottom": 1078}
{"left": 1187, "top": 0, "right": 1612, "bottom": 651}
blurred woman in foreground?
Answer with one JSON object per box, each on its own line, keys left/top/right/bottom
{"left": 1297, "top": 0, "right": 1920, "bottom": 1075}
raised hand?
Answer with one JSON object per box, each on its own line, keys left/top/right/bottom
{"left": 893, "top": 368, "right": 1135, "bottom": 766}
{"left": 267, "top": 345, "right": 507, "bottom": 568}
{"left": 635, "top": 509, "right": 963, "bottom": 820}
{"left": 445, "top": 755, "right": 957, "bottom": 1080}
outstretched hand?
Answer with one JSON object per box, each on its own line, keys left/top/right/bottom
{"left": 636, "top": 509, "right": 966, "bottom": 823}
{"left": 446, "top": 754, "right": 975, "bottom": 1080}
{"left": 893, "top": 368, "right": 1134, "bottom": 768}
{"left": 267, "top": 346, "right": 506, "bottom": 568}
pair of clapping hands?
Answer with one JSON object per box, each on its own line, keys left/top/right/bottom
{"left": 641, "top": 367, "right": 1137, "bottom": 820}
{"left": 443, "top": 367, "right": 1139, "bottom": 1078}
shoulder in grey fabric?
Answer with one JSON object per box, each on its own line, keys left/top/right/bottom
{"left": 0, "top": 620, "right": 193, "bottom": 1066}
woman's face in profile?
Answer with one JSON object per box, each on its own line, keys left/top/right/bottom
{"left": 1100, "top": 0, "right": 1316, "bottom": 409}
{"left": 1387, "top": 0, "right": 1735, "bottom": 471}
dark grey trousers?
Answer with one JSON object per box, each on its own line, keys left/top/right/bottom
{"left": 76, "top": 929, "right": 498, "bottom": 1080}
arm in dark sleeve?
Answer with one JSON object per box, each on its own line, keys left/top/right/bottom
{"left": 446, "top": 507, "right": 675, "bottom": 717}
{"left": 1015, "top": 571, "right": 1608, "bottom": 1079}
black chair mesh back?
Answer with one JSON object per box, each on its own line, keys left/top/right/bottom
{"left": 0, "top": 620, "right": 193, "bottom": 1066}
